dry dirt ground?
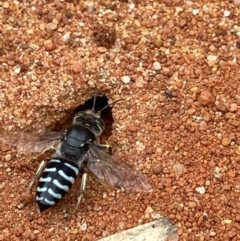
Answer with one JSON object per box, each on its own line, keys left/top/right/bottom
{"left": 1, "top": 0, "right": 240, "bottom": 240}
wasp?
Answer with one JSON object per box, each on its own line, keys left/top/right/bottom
{"left": 3, "top": 96, "right": 153, "bottom": 212}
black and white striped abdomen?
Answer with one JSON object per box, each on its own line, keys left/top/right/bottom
{"left": 36, "top": 158, "right": 79, "bottom": 212}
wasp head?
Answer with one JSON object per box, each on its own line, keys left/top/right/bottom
{"left": 73, "top": 97, "right": 122, "bottom": 137}
{"left": 73, "top": 110, "right": 105, "bottom": 137}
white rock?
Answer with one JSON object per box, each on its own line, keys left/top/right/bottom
{"left": 46, "top": 22, "right": 58, "bottom": 30}
{"left": 195, "top": 186, "right": 206, "bottom": 194}
{"left": 114, "top": 57, "right": 120, "bottom": 64}
{"left": 207, "top": 55, "right": 218, "bottom": 62}
{"left": 153, "top": 61, "right": 161, "bottom": 70}
{"left": 80, "top": 220, "right": 87, "bottom": 231}
{"left": 3, "top": 1, "right": 9, "bottom": 8}
{"left": 62, "top": 32, "right": 71, "bottom": 43}
{"left": 223, "top": 10, "right": 231, "bottom": 17}
{"left": 192, "top": 9, "right": 199, "bottom": 15}
{"left": 14, "top": 66, "right": 21, "bottom": 74}
{"left": 121, "top": 75, "right": 131, "bottom": 84}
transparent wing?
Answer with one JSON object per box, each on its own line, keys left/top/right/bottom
{"left": 0, "top": 130, "right": 61, "bottom": 153}
{"left": 86, "top": 143, "right": 153, "bottom": 192}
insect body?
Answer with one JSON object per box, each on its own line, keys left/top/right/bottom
{"left": 7, "top": 96, "right": 153, "bottom": 212}
{"left": 35, "top": 125, "right": 96, "bottom": 212}
{"left": 36, "top": 158, "right": 80, "bottom": 212}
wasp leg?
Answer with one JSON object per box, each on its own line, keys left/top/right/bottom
{"left": 50, "top": 145, "right": 56, "bottom": 152}
{"left": 95, "top": 143, "right": 112, "bottom": 154}
{"left": 75, "top": 169, "right": 88, "bottom": 211}
{"left": 26, "top": 159, "right": 47, "bottom": 193}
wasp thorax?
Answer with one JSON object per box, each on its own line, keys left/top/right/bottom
{"left": 73, "top": 111, "right": 105, "bottom": 137}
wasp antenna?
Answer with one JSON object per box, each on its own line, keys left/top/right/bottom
{"left": 91, "top": 93, "right": 98, "bottom": 112}
{"left": 98, "top": 99, "right": 123, "bottom": 114}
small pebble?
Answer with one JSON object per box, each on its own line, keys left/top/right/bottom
{"left": 46, "top": 22, "right": 58, "bottom": 30}
{"left": 222, "top": 137, "right": 231, "bottom": 146}
{"left": 22, "top": 192, "right": 33, "bottom": 203}
{"left": 145, "top": 206, "right": 154, "bottom": 214}
{"left": 223, "top": 10, "right": 231, "bottom": 17}
{"left": 153, "top": 62, "right": 161, "bottom": 70}
{"left": 192, "top": 9, "right": 199, "bottom": 15}
{"left": 72, "top": 63, "right": 83, "bottom": 73}
{"left": 166, "top": 233, "right": 179, "bottom": 241}
{"left": 70, "top": 229, "right": 79, "bottom": 234}
{"left": 228, "top": 229, "right": 237, "bottom": 238}
{"left": 229, "top": 103, "right": 238, "bottom": 112}
{"left": 80, "top": 221, "right": 87, "bottom": 231}
{"left": 195, "top": 186, "right": 205, "bottom": 194}
{"left": 209, "top": 160, "right": 216, "bottom": 167}
{"left": 55, "top": 12, "right": 62, "bottom": 21}
{"left": 62, "top": 15, "right": 70, "bottom": 25}
{"left": 203, "top": 112, "right": 211, "bottom": 122}
{"left": 198, "top": 90, "right": 215, "bottom": 106}
{"left": 44, "top": 41, "right": 56, "bottom": 51}
{"left": 3, "top": 1, "right": 9, "bottom": 8}
{"left": 188, "top": 108, "right": 196, "bottom": 115}
{"left": 199, "top": 121, "right": 208, "bottom": 130}
{"left": 177, "top": 227, "right": 183, "bottom": 236}
{"left": 207, "top": 55, "right": 218, "bottom": 66}
{"left": 121, "top": 75, "right": 131, "bottom": 84}
{"left": 190, "top": 86, "right": 198, "bottom": 93}
{"left": 223, "top": 219, "right": 232, "bottom": 224}
{"left": 114, "top": 57, "right": 120, "bottom": 64}
{"left": 236, "top": 146, "right": 240, "bottom": 155}
{"left": 98, "top": 47, "right": 107, "bottom": 53}
{"left": 39, "top": 22, "right": 46, "bottom": 31}
{"left": 4, "top": 154, "right": 11, "bottom": 161}
{"left": 154, "top": 36, "right": 163, "bottom": 48}
{"left": 173, "top": 163, "right": 185, "bottom": 175}
{"left": 152, "top": 164, "right": 164, "bottom": 175}
{"left": 209, "top": 230, "right": 216, "bottom": 236}
{"left": 62, "top": 32, "right": 71, "bottom": 43}
{"left": 235, "top": 214, "right": 240, "bottom": 222}
{"left": 26, "top": 29, "right": 34, "bottom": 35}
{"left": 128, "top": 124, "right": 137, "bottom": 132}
{"left": 179, "top": 19, "right": 187, "bottom": 28}
{"left": 216, "top": 102, "right": 229, "bottom": 113}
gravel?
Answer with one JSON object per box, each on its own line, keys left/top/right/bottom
{"left": 1, "top": 0, "right": 240, "bottom": 240}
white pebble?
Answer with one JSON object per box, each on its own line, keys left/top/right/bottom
{"left": 192, "top": 9, "right": 199, "bottom": 15}
{"left": 153, "top": 61, "right": 161, "bottom": 70}
{"left": 195, "top": 186, "right": 206, "bottom": 194}
{"left": 223, "top": 10, "right": 231, "bottom": 17}
{"left": 5, "top": 154, "right": 11, "bottom": 161}
{"left": 207, "top": 55, "right": 218, "bottom": 62}
{"left": 62, "top": 32, "right": 71, "bottom": 43}
{"left": 14, "top": 66, "right": 21, "bottom": 74}
{"left": 114, "top": 57, "right": 120, "bottom": 64}
{"left": 3, "top": 1, "right": 10, "bottom": 8}
{"left": 80, "top": 221, "right": 87, "bottom": 231}
{"left": 121, "top": 75, "right": 131, "bottom": 84}
{"left": 46, "top": 22, "right": 58, "bottom": 30}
